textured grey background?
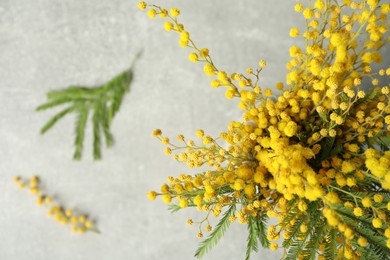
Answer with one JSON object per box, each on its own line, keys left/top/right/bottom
{"left": 0, "top": 0, "right": 340, "bottom": 259}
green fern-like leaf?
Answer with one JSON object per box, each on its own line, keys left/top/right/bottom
{"left": 244, "top": 213, "right": 270, "bottom": 260}
{"left": 255, "top": 212, "right": 270, "bottom": 249}
{"left": 284, "top": 201, "right": 321, "bottom": 260}
{"left": 355, "top": 87, "right": 381, "bottom": 106}
{"left": 194, "top": 204, "right": 236, "bottom": 259}
{"left": 168, "top": 204, "right": 182, "bottom": 213}
{"left": 245, "top": 216, "right": 259, "bottom": 260}
{"left": 92, "top": 105, "right": 102, "bottom": 160}
{"left": 101, "top": 106, "right": 114, "bottom": 147}
{"left": 47, "top": 86, "right": 103, "bottom": 100}
{"left": 285, "top": 240, "right": 305, "bottom": 260}
{"left": 301, "top": 222, "right": 327, "bottom": 260}
{"left": 279, "top": 198, "right": 299, "bottom": 228}
{"left": 318, "top": 112, "right": 329, "bottom": 123}
{"left": 168, "top": 201, "right": 196, "bottom": 213}
{"left": 282, "top": 212, "right": 307, "bottom": 248}
{"left": 334, "top": 204, "right": 373, "bottom": 228}
{"left": 36, "top": 97, "right": 74, "bottom": 111}
{"left": 309, "top": 137, "right": 342, "bottom": 169}
{"left": 335, "top": 205, "right": 390, "bottom": 259}
{"left": 40, "top": 106, "right": 75, "bottom": 134}
{"left": 368, "top": 136, "right": 390, "bottom": 150}
{"left": 37, "top": 52, "right": 140, "bottom": 160}
{"left": 351, "top": 225, "right": 390, "bottom": 259}
{"left": 324, "top": 228, "right": 337, "bottom": 260}
{"left": 74, "top": 108, "right": 88, "bottom": 160}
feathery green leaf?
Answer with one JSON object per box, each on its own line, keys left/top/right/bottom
{"left": 368, "top": 136, "right": 390, "bottom": 150}
{"left": 168, "top": 204, "right": 182, "bottom": 213}
{"left": 40, "top": 106, "right": 74, "bottom": 134}
{"left": 73, "top": 108, "right": 88, "bottom": 160}
{"left": 101, "top": 107, "right": 114, "bottom": 147}
{"left": 256, "top": 212, "right": 270, "bottom": 249}
{"left": 92, "top": 106, "right": 102, "bottom": 160}
{"left": 195, "top": 204, "right": 236, "bottom": 259}
{"left": 318, "top": 112, "right": 329, "bottom": 123}
{"left": 284, "top": 201, "right": 321, "bottom": 260}
{"left": 301, "top": 222, "right": 327, "bottom": 260}
{"left": 36, "top": 97, "right": 73, "bottom": 111}
{"left": 336, "top": 205, "right": 390, "bottom": 258}
{"left": 324, "top": 228, "right": 337, "bottom": 260}
{"left": 47, "top": 86, "right": 102, "bottom": 100}
{"left": 245, "top": 216, "right": 259, "bottom": 260}
{"left": 168, "top": 200, "right": 197, "bottom": 213}
{"left": 37, "top": 52, "right": 140, "bottom": 160}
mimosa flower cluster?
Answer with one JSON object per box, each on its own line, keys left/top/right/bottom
{"left": 140, "top": 1, "right": 390, "bottom": 259}
{"left": 13, "top": 176, "right": 97, "bottom": 235}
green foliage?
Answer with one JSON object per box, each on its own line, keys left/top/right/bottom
{"left": 318, "top": 112, "right": 329, "bottom": 123}
{"left": 334, "top": 202, "right": 373, "bottom": 227}
{"left": 301, "top": 220, "right": 326, "bottom": 260}
{"left": 351, "top": 224, "right": 390, "bottom": 259}
{"left": 282, "top": 213, "right": 307, "bottom": 247}
{"left": 195, "top": 204, "right": 236, "bottom": 259}
{"left": 74, "top": 107, "right": 89, "bottom": 159}
{"left": 279, "top": 198, "right": 300, "bottom": 228}
{"left": 246, "top": 216, "right": 259, "bottom": 260}
{"left": 168, "top": 204, "right": 183, "bottom": 213}
{"left": 355, "top": 87, "right": 381, "bottom": 106}
{"left": 168, "top": 202, "right": 197, "bottom": 213}
{"left": 334, "top": 204, "right": 390, "bottom": 259}
{"left": 216, "top": 185, "right": 235, "bottom": 194}
{"left": 324, "top": 228, "right": 337, "bottom": 260}
{"left": 368, "top": 136, "right": 390, "bottom": 150}
{"left": 255, "top": 212, "right": 270, "bottom": 249}
{"left": 245, "top": 213, "right": 269, "bottom": 260}
{"left": 37, "top": 53, "right": 140, "bottom": 160}
{"left": 284, "top": 201, "right": 322, "bottom": 260}
{"left": 309, "top": 136, "right": 342, "bottom": 170}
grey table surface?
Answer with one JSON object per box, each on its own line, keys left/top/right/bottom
{"left": 1, "top": 0, "right": 387, "bottom": 259}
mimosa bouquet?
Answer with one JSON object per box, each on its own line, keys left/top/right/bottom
{"left": 140, "top": 1, "right": 390, "bottom": 259}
